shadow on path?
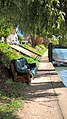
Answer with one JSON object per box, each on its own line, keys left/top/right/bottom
{"left": 24, "top": 80, "right": 64, "bottom": 100}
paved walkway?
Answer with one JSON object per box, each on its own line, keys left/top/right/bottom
{"left": 16, "top": 50, "right": 67, "bottom": 119}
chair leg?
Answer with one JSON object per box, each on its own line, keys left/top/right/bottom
{"left": 10, "top": 63, "right": 17, "bottom": 81}
{"left": 26, "top": 74, "right": 31, "bottom": 84}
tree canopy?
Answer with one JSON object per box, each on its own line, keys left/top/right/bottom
{"left": 0, "top": 0, "right": 67, "bottom": 37}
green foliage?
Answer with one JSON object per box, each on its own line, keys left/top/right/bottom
{"left": 0, "top": 41, "right": 42, "bottom": 118}
{"left": 20, "top": 43, "right": 47, "bottom": 56}
{"left": 0, "top": 42, "right": 39, "bottom": 66}
{"left": 0, "top": 18, "right": 13, "bottom": 37}
{"left": 0, "top": 42, "right": 22, "bottom": 67}
{"left": 0, "top": 41, "right": 43, "bottom": 118}
{"left": 51, "top": 39, "right": 59, "bottom": 45}
{"left": 0, "top": 0, "right": 67, "bottom": 39}
{"left": 50, "top": 35, "right": 59, "bottom": 45}
{"left": 24, "top": 0, "right": 66, "bottom": 37}
{"left": 18, "top": 35, "right": 23, "bottom": 44}
{"left": 62, "top": 34, "right": 67, "bottom": 46}
{"left": 0, "top": 79, "right": 26, "bottom": 118}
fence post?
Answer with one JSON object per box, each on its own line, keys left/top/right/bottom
{"left": 48, "top": 43, "right": 53, "bottom": 62}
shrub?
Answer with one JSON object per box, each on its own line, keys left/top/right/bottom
{"left": 0, "top": 18, "right": 13, "bottom": 38}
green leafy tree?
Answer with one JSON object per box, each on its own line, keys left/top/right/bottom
{"left": 0, "top": 18, "right": 13, "bottom": 38}
{"left": 0, "top": 0, "right": 67, "bottom": 41}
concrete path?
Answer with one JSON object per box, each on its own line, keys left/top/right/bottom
{"left": 16, "top": 50, "right": 67, "bottom": 119}
{"left": 40, "top": 50, "right": 48, "bottom": 62}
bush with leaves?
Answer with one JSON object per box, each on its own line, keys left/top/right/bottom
{"left": 0, "top": 18, "right": 13, "bottom": 38}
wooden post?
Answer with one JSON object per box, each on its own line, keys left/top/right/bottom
{"left": 48, "top": 43, "right": 53, "bottom": 62}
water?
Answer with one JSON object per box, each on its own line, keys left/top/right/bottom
{"left": 53, "top": 48, "right": 67, "bottom": 87}
{"left": 55, "top": 66, "right": 67, "bottom": 87}
{"left": 53, "top": 48, "right": 67, "bottom": 60}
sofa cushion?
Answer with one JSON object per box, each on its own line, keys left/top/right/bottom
{"left": 11, "top": 58, "right": 37, "bottom": 76}
{"left": 15, "top": 58, "right": 30, "bottom": 74}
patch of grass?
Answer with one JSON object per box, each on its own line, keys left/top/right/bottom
{"left": 0, "top": 42, "right": 39, "bottom": 66}
{"left": 0, "top": 42, "right": 46, "bottom": 118}
{"left": 20, "top": 44, "right": 47, "bottom": 56}
{"left": 0, "top": 79, "right": 27, "bottom": 119}
{"left": 0, "top": 112, "right": 17, "bottom": 119}
{"left": 0, "top": 42, "right": 22, "bottom": 66}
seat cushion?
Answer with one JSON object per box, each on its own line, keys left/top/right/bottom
{"left": 14, "top": 58, "right": 30, "bottom": 74}
{"left": 11, "top": 58, "right": 37, "bottom": 76}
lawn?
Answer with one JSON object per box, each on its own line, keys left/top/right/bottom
{"left": 20, "top": 43, "right": 47, "bottom": 56}
{"left": 0, "top": 42, "right": 39, "bottom": 66}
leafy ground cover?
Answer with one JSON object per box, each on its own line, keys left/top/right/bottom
{"left": 20, "top": 43, "right": 47, "bottom": 56}
{"left": 0, "top": 42, "right": 47, "bottom": 118}
{"left": 0, "top": 42, "right": 40, "bottom": 118}
{"left": 0, "top": 75, "right": 27, "bottom": 119}
{"left": 0, "top": 42, "right": 39, "bottom": 66}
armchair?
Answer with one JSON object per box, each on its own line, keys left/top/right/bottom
{"left": 10, "top": 58, "right": 37, "bottom": 84}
